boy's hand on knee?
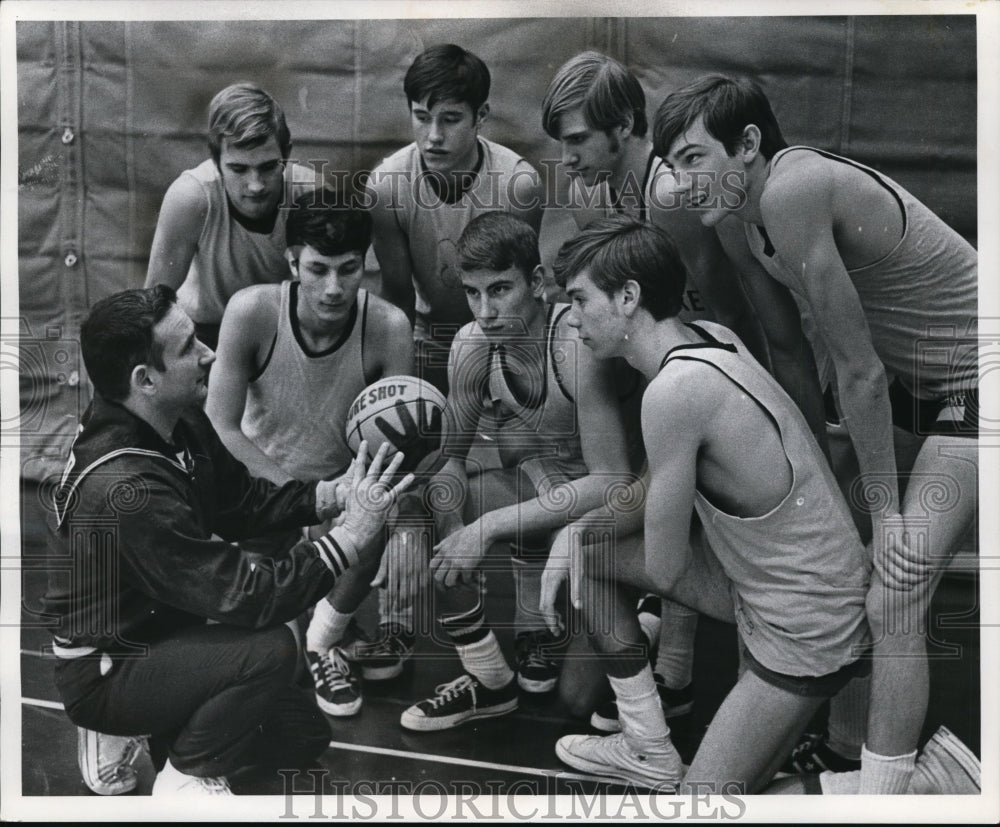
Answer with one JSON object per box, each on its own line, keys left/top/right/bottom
{"left": 540, "top": 528, "right": 570, "bottom": 635}
{"left": 429, "top": 520, "right": 487, "bottom": 588}
{"left": 540, "top": 526, "right": 587, "bottom": 635}
{"left": 872, "top": 512, "right": 929, "bottom": 591}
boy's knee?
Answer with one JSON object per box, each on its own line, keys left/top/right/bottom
{"left": 865, "top": 572, "right": 934, "bottom": 635}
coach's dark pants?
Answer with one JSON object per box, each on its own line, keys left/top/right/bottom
{"left": 54, "top": 624, "right": 328, "bottom": 780}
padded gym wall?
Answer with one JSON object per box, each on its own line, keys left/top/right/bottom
{"left": 15, "top": 15, "right": 977, "bottom": 480}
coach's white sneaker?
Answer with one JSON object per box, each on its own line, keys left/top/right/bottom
{"left": 908, "top": 726, "right": 980, "bottom": 794}
{"left": 77, "top": 727, "right": 146, "bottom": 795}
{"left": 152, "top": 758, "right": 233, "bottom": 796}
{"left": 556, "top": 731, "right": 682, "bottom": 790}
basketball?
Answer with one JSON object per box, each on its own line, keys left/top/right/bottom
{"left": 345, "top": 375, "right": 446, "bottom": 463}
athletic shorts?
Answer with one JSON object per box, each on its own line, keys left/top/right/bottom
{"left": 888, "top": 378, "right": 978, "bottom": 437}
{"left": 742, "top": 646, "right": 871, "bottom": 698}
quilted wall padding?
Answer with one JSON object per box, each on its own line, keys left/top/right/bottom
{"left": 14, "top": 15, "right": 977, "bottom": 479}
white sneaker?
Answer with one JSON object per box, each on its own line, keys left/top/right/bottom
{"left": 152, "top": 758, "right": 233, "bottom": 796}
{"left": 909, "top": 726, "right": 980, "bottom": 794}
{"left": 555, "top": 731, "right": 682, "bottom": 790}
{"left": 77, "top": 727, "right": 146, "bottom": 795}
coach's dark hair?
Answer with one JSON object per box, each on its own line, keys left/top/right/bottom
{"left": 457, "top": 212, "right": 540, "bottom": 281}
{"left": 404, "top": 44, "right": 491, "bottom": 112}
{"left": 207, "top": 82, "right": 292, "bottom": 164}
{"left": 542, "top": 51, "right": 647, "bottom": 140}
{"left": 286, "top": 188, "right": 373, "bottom": 257}
{"left": 653, "top": 74, "right": 787, "bottom": 162}
{"left": 81, "top": 285, "right": 178, "bottom": 403}
{"left": 553, "top": 215, "right": 686, "bottom": 321}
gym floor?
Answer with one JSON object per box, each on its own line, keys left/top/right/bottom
{"left": 17, "top": 477, "right": 981, "bottom": 798}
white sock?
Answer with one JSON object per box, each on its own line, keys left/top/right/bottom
{"left": 826, "top": 673, "right": 869, "bottom": 761}
{"left": 858, "top": 744, "right": 917, "bottom": 794}
{"left": 456, "top": 632, "right": 514, "bottom": 690}
{"left": 609, "top": 665, "right": 674, "bottom": 753}
{"left": 656, "top": 600, "right": 698, "bottom": 689}
{"left": 305, "top": 600, "right": 353, "bottom": 653}
{"left": 819, "top": 769, "right": 861, "bottom": 794}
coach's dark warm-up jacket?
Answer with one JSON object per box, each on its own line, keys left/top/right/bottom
{"left": 42, "top": 395, "right": 338, "bottom": 658}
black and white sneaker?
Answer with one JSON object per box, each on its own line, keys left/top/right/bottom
{"left": 590, "top": 674, "right": 693, "bottom": 733}
{"left": 307, "top": 647, "right": 362, "bottom": 716}
{"left": 336, "top": 617, "right": 374, "bottom": 659}
{"left": 400, "top": 674, "right": 518, "bottom": 731}
{"left": 778, "top": 731, "right": 861, "bottom": 775}
{"left": 344, "top": 622, "right": 415, "bottom": 681}
{"left": 514, "top": 630, "right": 559, "bottom": 693}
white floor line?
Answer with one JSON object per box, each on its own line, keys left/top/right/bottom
{"left": 21, "top": 696, "right": 64, "bottom": 710}
{"left": 325, "top": 739, "right": 620, "bottom": 785}
{"left": 19, "top": 695, "right": 618, "bottom": 786}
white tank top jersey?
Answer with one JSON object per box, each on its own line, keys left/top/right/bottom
{"left": 367, "top": 138, "right": 539, "bottom": 331}
{"left": 660, "top": 321, "right": 870, "bottom": 678}
{"left": 175, "top": 159, "right": 318, "bottom": 325}
{"left": 241, "top": 282, "right": 369, "bottom": 481}
{"left": 745, "top": 146, "right": 978, "bottom": 399}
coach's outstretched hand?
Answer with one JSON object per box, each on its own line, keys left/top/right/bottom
{"left": 337, "top": 441, "right": 415, "bottom": 551}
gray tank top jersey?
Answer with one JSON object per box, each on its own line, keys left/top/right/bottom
{"left": 370, "top": 138, "right": 535, "bottom": 326}
{"left": 241, "top": 282, "right": 368, "bottom": 481}
{"left": 746, "top": 146, "right": 977, "bottom": 398}
{"left": 479, "top": 304, "right": 588, "bottom": 486}
{"left": 175, "top": 159, "right": 317, "bottom": 325}
{"left": 661, "top": 321, "right": 869, "bottom": 678}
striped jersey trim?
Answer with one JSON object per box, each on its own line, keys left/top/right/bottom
{"left": 312, "top": 533, "right": 357, "bottom": 576}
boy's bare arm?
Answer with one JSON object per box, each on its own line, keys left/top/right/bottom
{"left": 145, "top": 175, "right": 207, "bottom": 290}
{"left": 368, "top": 178, "right": 417, "bottom": 325}
{"left": 205, "top": 288, "right": 291, "bottom": 485}
{"left": 760, "top": 169, "right": 904, "bottom": 568}
{"left": 640, "top": 370, "right": 702, "bottom": 592}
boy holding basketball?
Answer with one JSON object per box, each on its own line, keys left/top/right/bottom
{"left": 206, "top": 188, "right": 413, "bottom": 717}
{"left": 381, "top": 212, "right": 632, "bottom": 729}
{"left": 654, "top": 74, "right": 978, "bottom": 794}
